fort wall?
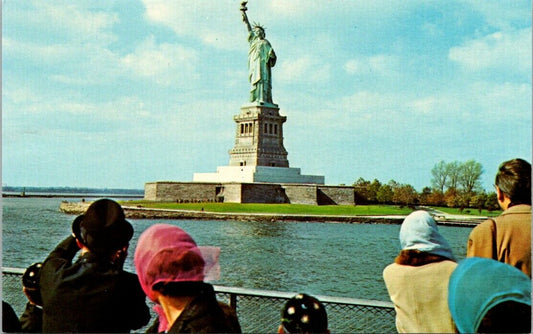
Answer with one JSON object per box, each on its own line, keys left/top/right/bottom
{"left": 145, "top": 182, "right": 356, "bottom": 205}
{"left": 145, "top": 182, "right": 221, "bottom": 202}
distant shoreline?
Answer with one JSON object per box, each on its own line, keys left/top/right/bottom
{"left": 2, "top": 193, "right": 143, "bottom": 198}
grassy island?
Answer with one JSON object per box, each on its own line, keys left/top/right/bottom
{"left": 121, "top": 201, "right": 500, "bottom": 217}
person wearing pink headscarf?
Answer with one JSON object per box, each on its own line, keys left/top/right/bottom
{"left": 134, "top": 224, "right": 241, "bottom": 333}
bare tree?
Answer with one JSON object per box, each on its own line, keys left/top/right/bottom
{"left": 431, "top": 160, "right": 449, "bottom": 193}
{"left": 446, "top": 161, "right": 461, "bottom": 191}
{"left": 459, "top": 160, "right": 483, "bottom": 194}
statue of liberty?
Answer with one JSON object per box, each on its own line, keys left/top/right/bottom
{"left": 241, "top": 2, "right": 276, "bottom": 104}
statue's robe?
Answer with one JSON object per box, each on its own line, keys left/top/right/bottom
{"left": 248, "top": 33, "right": 276, "bottom": 103}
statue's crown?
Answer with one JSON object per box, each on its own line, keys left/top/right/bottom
{"left": 252, "top": 22, "right": 265, "bottom": 31}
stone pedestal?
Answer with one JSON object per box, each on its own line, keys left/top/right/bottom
{"left": 194, "top": 102, "right": 324, "bottom": 185}
{"left": 229, "top": 103, "right": 288, "bottom": 168}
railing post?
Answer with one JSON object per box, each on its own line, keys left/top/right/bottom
{"left": 230, "top": 292, "right": 238, "bottom": 311}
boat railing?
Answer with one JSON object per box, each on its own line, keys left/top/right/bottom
{"left": 3, "top": 267, "right": 395, "bottom": 333}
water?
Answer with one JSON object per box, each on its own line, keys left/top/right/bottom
{"left": 2, "top": 197, "right": 472, "bottom": 301}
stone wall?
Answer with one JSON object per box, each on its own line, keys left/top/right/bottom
{"left": 221, "top": 183, "right": 242, "bottom": 203}
{"left": 241, "top": 183, "right": 288, "bottom": 203}
{"left": 144, "top": 182, "right": 220, "bottom": 202}
{"left": 145, "top": 181, "right": 356, "bottom": 205}
{"left": 317, "top": 186, "right": 355, "bottom": 205}
{"left": 223, "top": 183, "right": 292, "bottom": 204}
{"left": 282, "top": 184, "right": 318, "bottom": 205}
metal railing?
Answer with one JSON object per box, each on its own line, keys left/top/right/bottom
{"left": 3, "top": 267, "right": 395, "bottom": 333}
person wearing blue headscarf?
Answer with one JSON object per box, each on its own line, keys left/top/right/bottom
{"left": 383, "top": 210, "right": 457, "bottom": 333}
{"left": 448, "top": 257, "right": 531, "bottom": 333}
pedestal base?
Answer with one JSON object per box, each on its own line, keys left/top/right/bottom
{"left": 193, "top": 166, "right": 324, "bottom": 184}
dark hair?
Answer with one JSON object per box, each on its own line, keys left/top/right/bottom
{"left": 152, "top": 281, "right": 209, "bottom": 297}
{"left": 477, "top": 301, "right": 531, "bottom": 333}
{"left": 495, "top": 158, "right": 531, "bottom": 205}
{"left": 394, "top": 249, "right": 452, "bottom": 266}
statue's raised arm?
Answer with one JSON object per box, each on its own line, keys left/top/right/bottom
{"left": 240, "top": 2, "right": 252, "bottom": 33}
{"left": 240, "top": 1, "right": 277, "bottom": 105}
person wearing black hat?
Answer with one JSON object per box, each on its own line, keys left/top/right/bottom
{"left": 279, "top": 294, "right": 329, "bottom": 334}
{"left": 39, "top": 199, "right": 150, "bottom": 333}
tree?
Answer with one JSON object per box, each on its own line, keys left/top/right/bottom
{"left": 458, "top": 160, "right": 483, "bottom": 194}
{"left": 387, "top": 180, "right": 400, "bottom": 189}
{"left": 393, "top": 184, "right": 418, "bottom": 207}
{"left": 353, "top": 177, "right": 371, "bottom": 203}
{"left": 418, "top": 187, "right": 433, "bottom": 205}
{"left": 429, "top": 160, "right": 485, "bottom": 206}
{"left": 353, "top": 178, "right": 390, "bottom": 204}
{"left": 426, "top": 191, "right": 446, "bottom": 206}
{"left": 469, "top": 192, "right": 488, "bottom": 213}
{"left": 353, "top": 177, "right": 369, "bottom": 188}
{"left": 446, "top": 161, "right": 461, "bottom": 191}
{"left": 444, "top": 188, "right": 459, "bottom": 208}
{"left": 485, "top": 192, "right": 499, "bottom": 211}
{"left": 376, "top": 184, "right": 394, "bottom": 204}
{"left": 431, "top": 161, "right": 449, "bottom": 193}
{"left": 367, "top": 179, "right": 382, "bottom": 203}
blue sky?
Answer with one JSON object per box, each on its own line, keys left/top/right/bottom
{"left": 2, "top": 1, "right": 531, "bottom": 191}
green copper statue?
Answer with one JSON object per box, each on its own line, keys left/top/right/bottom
{"left": 241, "top": 1, "right": 276, "bottom": 104}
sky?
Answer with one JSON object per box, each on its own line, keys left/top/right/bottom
{"left": 2, "top": 1, "right": 531, "bottom": 191}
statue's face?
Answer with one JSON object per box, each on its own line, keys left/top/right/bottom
{"left": 254, "top": 27, "right": 265, "bottom": 39}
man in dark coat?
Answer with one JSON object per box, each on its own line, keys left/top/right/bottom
{"left": 145, "top": 283, "right": 241, "bottom": 333}
{"left": 3, "top": 301, "right": 22, "bottom": 333}
{"left": 40, "top": 199, "right": 150, "bottom": 333}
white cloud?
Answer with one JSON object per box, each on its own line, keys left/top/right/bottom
{"left": 6, "top": 2, "right": 118, "bottom": 45}
{"left": 2, "top": 87, "right": 40, "bottom": 106}
{"left": 344, "top": 59, "right": 360, "bottom": 75}
{"left": 3, "top": 87, "right": 149, "bottom": 123}
{"left": 449, "top": 28, "right": 531, "bottom": 73}
{"left": 407, "top": 97, "right": 437, "bottom": 115}
{"left": 470, "top": 81, "right": 532, "bottom": 121}
{"left": 2, "top": 37, "right": 74, "bottom": 63}
{"left": 339, "top": 91, "right": 399, "bottom": 115}
{"left": 268, "top": 0, "right": 413, "bottom": 21}
{"left": 121, "top": 36, "right": 199, "bottom": 85}
{"left": 141, "top": 1, "right": 242, "bottom": 49}
{"left": 465, "top": 1, "right": 531, "bottom": 30}
{"left": 344, "top": 54, "right": 400, "bottom": 77}
{"left": 278, "top": 56, "right": 331, "bottom": 84}
{"left": 285, "top": 90, "right": 403, "bottom": 133}
{"left": 270, "top": 0, "right": 310, "bottom": 14}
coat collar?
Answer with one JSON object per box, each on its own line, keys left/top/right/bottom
{"left": 502, "top": 204, "right": 531, "bottom": 215}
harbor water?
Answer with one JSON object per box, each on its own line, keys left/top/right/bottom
{"left": 2, "top": 196, "right": 472, "bottom": 302}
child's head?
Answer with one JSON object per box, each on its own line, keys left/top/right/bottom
{"left": 279, "top": 294, "right": 329, "bottom": 334}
